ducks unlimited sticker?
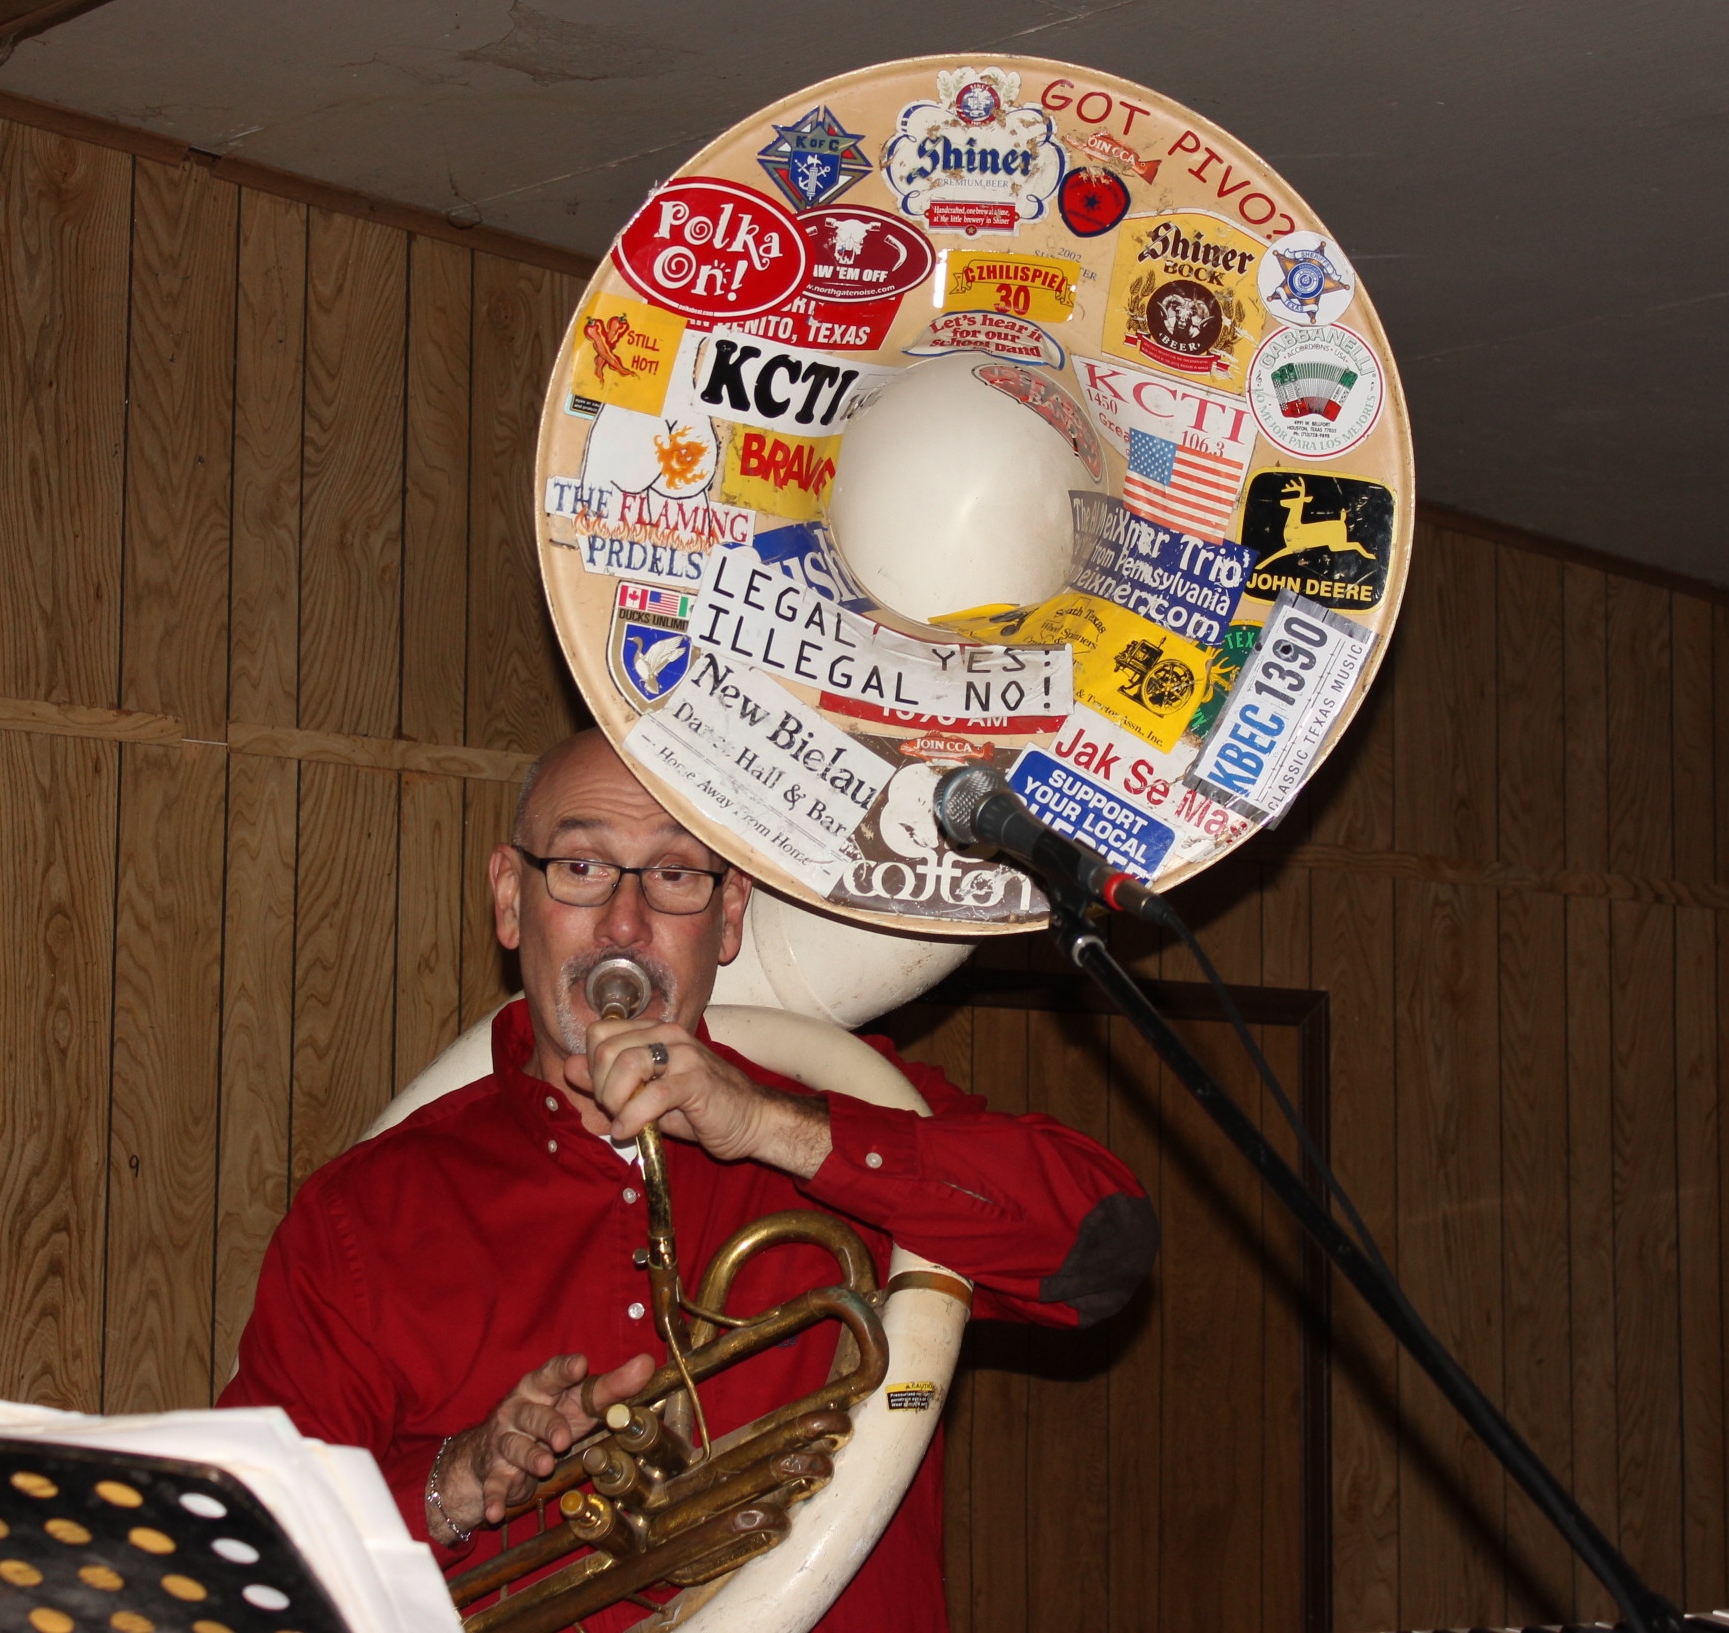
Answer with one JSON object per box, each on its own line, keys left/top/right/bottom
{"left": 1105, "top": 211, "right": 1268, "bottom": 394}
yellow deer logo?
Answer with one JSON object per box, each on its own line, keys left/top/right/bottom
{"left": 1254, "top": 478, "right": 1377, "bottom": 572}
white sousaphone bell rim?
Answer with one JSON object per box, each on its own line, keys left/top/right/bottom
{"left": 534, "top": 51, "right": 1415, "bottom": 940}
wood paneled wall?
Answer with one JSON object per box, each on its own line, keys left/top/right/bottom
{"left": 2, "top": 103, "right": 1727, "bottom": 1632}
{"left": 0, "top": 112, "right": 590, "bottom": 1417}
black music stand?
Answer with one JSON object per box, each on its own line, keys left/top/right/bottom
{"left": 0, "top": 1437, "right": 348, "bottom": 1633}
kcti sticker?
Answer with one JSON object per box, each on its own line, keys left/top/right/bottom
{"left": 1239, "top": 471, "right": 1394, "bottom": 609}
{"left": 1258, "top": 231, "right": 1356, "bottom": 328}
{"left": 612, "top": 177, "right": 808, "bottom": 322}
{"left": 943, "top": 252, "right": 1080, "bottom": 324}
{"left": 565, "top": 295, "right": 687, "bottom": 419}
{"left": 884, "top": 65, "right": 1065, "bottom": 237}
{"left": 1247, "top": 324, "right": 1385, "bottom": 460}
{"left": 1105, "top": 211, "right": 1268, "bottom": 393}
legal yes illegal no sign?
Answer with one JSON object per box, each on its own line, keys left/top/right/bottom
{"left": 1187, "top": 591, "right": 1375, "bottom": 823}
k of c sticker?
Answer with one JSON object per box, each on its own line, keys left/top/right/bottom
{"left": 886, "top": 1382, "right": 938, "bottom": 1411}
{"left": 1239, "top": 471, "right": 1394, "bottom": 608}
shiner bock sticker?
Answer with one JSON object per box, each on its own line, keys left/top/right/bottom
{"left": 1247, "top": 323, "right": 1384, "bottom": 460}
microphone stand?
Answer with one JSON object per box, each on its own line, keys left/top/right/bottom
{"left": 1037, "top": 874, "right": 1691, "bottom": 1633}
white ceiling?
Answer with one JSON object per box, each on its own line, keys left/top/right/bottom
{"left": 6, "top": 0, "right": 1727, "bottom": 586}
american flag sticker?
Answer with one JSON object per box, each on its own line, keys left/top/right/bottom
{"left": 616, "top": 582, "right": 693, "bottom": 621}
{"left": 1124, "top": 428, "right": 1249, "bottom": 542}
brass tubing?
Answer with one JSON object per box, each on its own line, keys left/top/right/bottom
{"left": 465, "top": 1505, "right": 789, "bottom": 1633}
{"left": 647, "top": 1450, "right": 833, "bottom": 1546}
{"left": 447, "top": 1520, "right": 584, "bottom": 1609}
{"left": 461, "top": 1552, "right": 614, "bottom": 1633}
{"left": 689, "top": 1211, "right": 878, "bottom": 1348}
{"left": 649, "top": 1409, "right": 850, "bottom": 1513}
{"left": 508, "top": 1287, "right": 882, "bottom": 1521}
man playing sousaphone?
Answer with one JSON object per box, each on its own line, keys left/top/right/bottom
{"left": 223, "top": 729, "right": 1157, "bottom": 1630}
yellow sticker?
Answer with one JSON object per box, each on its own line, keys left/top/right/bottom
{"left": 718, "top": 425, "right": 842, "bottom": 522}
{"left": 886, "top": 1381, "right": 938, "bottom": 1411}
{"left": 943, "top": 252, "right": 1080, "bottom": 325}
{"left": 1103, "top": 211, "right": 1268, "bottom": 394}
{"left": 565, "top": 293, "right": 687, "bottom": 418}
{"left": 990, "top": 593, "right": 1217, "bottom": 753}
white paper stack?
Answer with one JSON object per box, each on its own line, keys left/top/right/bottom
{"left": 0, "top": 1398, "right": 462, "bottom": 1633}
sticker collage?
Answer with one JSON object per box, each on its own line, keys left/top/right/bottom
{"left": 536, "top": 58, "right": 1414, "bottom": 933}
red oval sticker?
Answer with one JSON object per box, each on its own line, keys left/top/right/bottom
{"left": 612, "top": 177, "right": 808, "bottom": 320}
{"left": 796, "top": 206, "right": 937, "bottom": 304}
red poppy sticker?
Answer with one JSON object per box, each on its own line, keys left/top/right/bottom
{"left": 613, "top": 177, "right": 809, "bottom": 321}
{"left": 1058, "top": 169, "right": 1130, "bottom": 238}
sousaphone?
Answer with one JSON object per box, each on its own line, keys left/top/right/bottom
{"left": 399, "top": 50, "right": 1413, "bottom": 1633}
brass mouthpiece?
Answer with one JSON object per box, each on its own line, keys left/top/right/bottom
{"left": 585, "top": 956, "right": 653, "bottom": 1021}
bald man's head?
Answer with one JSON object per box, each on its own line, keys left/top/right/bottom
{"left": 490, "top": 729, "right": 752, "bottom": 1090}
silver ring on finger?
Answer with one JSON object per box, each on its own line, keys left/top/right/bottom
{"left": 646, "top": 1040, "right": 670, "bottom": 1079}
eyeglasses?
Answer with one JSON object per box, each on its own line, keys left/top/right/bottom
{"left": 513, "top": 847, "right": 728, "bottom": 915}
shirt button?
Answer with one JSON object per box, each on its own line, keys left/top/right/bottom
{"left": 864, "top": 1151, "right": 884, "bottom": 1169}
{"left": 547, "top": 1139, "right": 558, "bottom": 1155}
{"left": 622, "top": 1186, "right": 640, "bottom": 1204}
{"left": 627, "top": 1302, "right": 646, "bottom": 1321}
{"left": 544, "top": 1096, "right": 558, "bottom": 1112}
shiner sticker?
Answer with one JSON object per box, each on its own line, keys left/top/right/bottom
{"left": 884, "top": 66, "right": 1065, "bottom": 237}
{"left": 689, "top": 545, "right": 1073, "bottom": 723}
{"left": 1187, "top": 590, "right": 1374, "bottom": 821}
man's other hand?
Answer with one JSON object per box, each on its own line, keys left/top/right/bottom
{"left": 429, "top": 1351, "right": 655, "bottom": 1538}
{"left": 572, "top": 1020, "right": 832, "bottom": 1178}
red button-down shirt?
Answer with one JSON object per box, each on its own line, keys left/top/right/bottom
{"left": 222, "top": 999, "right": 1148, "bottom": 1630}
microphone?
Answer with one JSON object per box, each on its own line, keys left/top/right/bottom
{"left": 584, "top": 956, "right": 653, "bottom": 1021}
{"left": 933, "top": 765, "right": 1175, "bottom": 925}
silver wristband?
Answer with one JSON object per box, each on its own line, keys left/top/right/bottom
{"left": 426, "top": 1434, "right": 473, "bottom": 1545}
